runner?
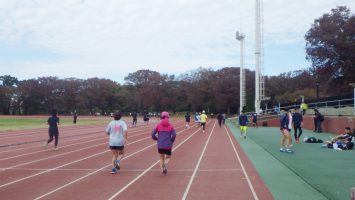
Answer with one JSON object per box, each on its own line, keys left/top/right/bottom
{"left": 151, "top": 111, "right": 176, "bottom": 175}
{"left": 200, "top": 110, "right": 208, "bottom": 133}
{"left": 185, "top": 112, "right": 191, "bottom": 128}
{"left": 292, "top": 107, "right": 303, "bottom": 143}
{"left": 251, "top": 113, "right": 258, "bottom": 127}
{"left": 222, "top": 112, "right": 226, "bottom": 125}
{"left": 217, "top": 112, "right": 223, "bottom": 128}
{"left": 143, "top": 112, "right": 150, "bottom": 125}
{"left": 239, "top": 110, "right": 249, "bottom": 139}
{"left": 105, "top": 112, "right": 128, "bottom": 174}
{"left": 132, "top": 112, "right": 138, "bottom": 127}
{"left": 44, "top": 109, "right": 60, "bottom": 150}
{"left": 194, "top": 112, "right": 200, "bottom": 127}
{"left": 73, "top": 110, "right": 78, "bottom": 124}
{"left": 279, "top": 109, "right": 294, "bottom": 153}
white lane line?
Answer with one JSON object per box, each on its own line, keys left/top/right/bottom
{"left": 107, "top": 126, "right": 206, "bottom": 200}
{"left": 1, "top": 134, "right": 153, "bottom": 171}
{"left": 0, "top": 133, "right": 101, "bottom": 154}
{"left": 181, "top": 121, "right": 217, "bottom": 200}
{"left": 3, "top": 168, "right": 242, "bottom": 172}
{"left": 0, "top": 125, "right": 152, "bottom": 154}
{"left": 0, "top": 131, "right": 149, "bottom": 161}
{"left": 33, "top": 124, "right": 194, "bottom": 200}
{"left": 0, "top": 132, "right": 155, "bottom": 189}
{"left": 224, "top": 126, "right": 259, "bottom": 200}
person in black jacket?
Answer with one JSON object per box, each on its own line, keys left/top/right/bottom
{"left": 313, "top": 109, "right": 324, "bottom": 133}
{"left": 292, "top": 107, "right": 303, "bottom": 143}
{"left": 44, "top": 109, "right": 60, "bottom": 150}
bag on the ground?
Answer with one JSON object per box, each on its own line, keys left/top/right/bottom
{"left": 304, "top": 137, "right": 323, "bottom": 143}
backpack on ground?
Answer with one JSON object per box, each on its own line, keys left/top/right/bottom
{"left": 304, "top": 137, "right": 323, "bottom": 143}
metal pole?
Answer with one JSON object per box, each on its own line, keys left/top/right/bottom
{"left": 349, "top": 83, "right": 355, "bottom": 116}
{"left": 316, "top": 82, "right": 319, "bottom": 100}
{"left": 236, "top": 31, "right": 245, "bottom": 114}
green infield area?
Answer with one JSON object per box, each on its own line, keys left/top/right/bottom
{"left": 0, "top": 116, "right": 109, "bottom": 131}
{"left": 227, "top": 120, "right": 355, "bottom": 200}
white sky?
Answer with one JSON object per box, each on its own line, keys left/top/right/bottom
{"left": 0, "top": 0, "right": 353, "bottom": 83}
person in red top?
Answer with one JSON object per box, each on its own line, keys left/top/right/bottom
{"left": 151, "top": 111, "right": 176, "bottom": 175}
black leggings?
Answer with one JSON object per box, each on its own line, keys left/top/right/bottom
{"left": 218, "top": 120, "right": 222, "bottom": 127}
{"left": 294, "top": 125, "right": 303, "bottom": 140}
{"left": 201, "top": 122, "right": 206, "bottom": 130}
{"left": 47, "top": 131, "right": 59, "bottom": 147}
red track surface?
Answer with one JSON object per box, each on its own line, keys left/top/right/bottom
{"left": 0, "top": 118, "right": 273, "bottom": 200}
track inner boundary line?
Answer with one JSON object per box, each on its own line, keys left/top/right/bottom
{"left": 224, "top": 125, "right": 259, "bottom": 200}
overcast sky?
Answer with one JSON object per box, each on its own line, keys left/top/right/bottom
{"left": 0, "top": 0, "right": 353, "bottom": 83}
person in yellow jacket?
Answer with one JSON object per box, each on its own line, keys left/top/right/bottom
{"left": 300, "top": 102, "right": 308, "bottom": 116}
{"left": 200, "top": 110, "right": 208, "bottom": 133}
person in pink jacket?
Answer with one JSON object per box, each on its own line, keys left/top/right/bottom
{"left": 151, "top": 111, "right": 176, "bottom": 175}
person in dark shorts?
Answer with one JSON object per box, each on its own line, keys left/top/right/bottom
{"left": 251, "top": 113, "right": 258, "bottom": 127}
{"left": 151, "top": 111, "right": 176, "bottom": 175}
{"left": 73, "top": 110, "right": 78, "bottom": 124}
{"left": 132, "top": 112, "right": 138, "bottom": 127}
{"left": 185, "top": 112, "right": 191, "bottom": 128}
{"left": 279, "top": 109, "right": 294, "bottom": 153}
{"left": 292, "top": 107, "right": 303, "bottom": 143}
{"left": 44, "top": 109, "right": 60, "bottom": 150}
{"left": 106, "top": 112, "right": 128, "bottom": 174}
{"left": 217, "top": 112, "right": 223, "bottom": 128}
{"left": 143, "top": 113, "right": 150, "bottom": 125}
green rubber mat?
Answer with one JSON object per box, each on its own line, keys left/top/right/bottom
{"left": 227, "top": 121, "right": 355, "bottom": 200}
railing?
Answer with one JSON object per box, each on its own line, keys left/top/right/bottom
{"left": 263, "top": 98, "right": 355, "bottom": 116}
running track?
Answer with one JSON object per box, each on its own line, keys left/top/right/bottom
{"left": 0, "top": 118, "right": 273, "bottom": 200}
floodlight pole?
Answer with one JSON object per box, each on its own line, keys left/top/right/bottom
{"left": 236, "top": 31, "right": 245, "bottom": 114}
{"left": 350, "top": 83, "right": 355, "bottom": 116}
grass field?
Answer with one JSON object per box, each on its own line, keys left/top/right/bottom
{"left": 0, "top": 116, "right": 110, "bottom": 131}
{"left": 227, "top": 120, "right": 355, "bottom": 200}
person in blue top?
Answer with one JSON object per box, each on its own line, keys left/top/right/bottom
{"left": 106, "top": 112, "right": 128, "bottom": 174}
{"left": 152, "top": 111, "right": 176, "bottom": 175}
{"left": 44, "top": 109, "right": 60, "bottom": 150}
{"left": 292, "top": 107, "right": 303, "bottom": 143}
{"left": 279, "top": 108, "right": 294, "bottom": 153}
{"left": 239, "top": 110, "right": 249, "bottom": 139}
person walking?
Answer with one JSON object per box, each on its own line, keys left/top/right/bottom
{"left": 200, "top": 110, "right": 208, "bottom": 133}
{"left": 239, "top": 110, "right": 249, "bottom": 139}
{"left": 44, "top": 109, "right": 60, "bottom": 150}
{"left": 185, "top": 112, "right": 191, "bottom": 128}
{"left": 73, "top": 110, "right": 78, "bottom": 124}
{"left": 152, "top": 111, "right": 176, "bottom": 175}
{"left": 132, "top": 112, "right": 138, "bottom": 127}
{"left": 194, "top": 112, "right": 201, "bottom": 127}
{"left": 279, "top": 109, "right": 294, "bottom": 153}
{"left": 300, "top": 102, "right": 308, "bottom": 115}
{"left": 217, "top": 112, "right": 223, "bottom": 128}
{"left": 105, "top": 112, "right": 128, "bottom": 174}
{"left": 222, "top": 113, "right": 226, "bottom": 125}
{"left": 313, "top": 109, "right": 324, "bottom": 133}
{"left": 292, "top": 107, "right": 303, "bottom": 143}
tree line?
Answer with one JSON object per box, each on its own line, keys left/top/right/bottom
{"left": 0, "top": 6, "right": 354, "bottom": 115}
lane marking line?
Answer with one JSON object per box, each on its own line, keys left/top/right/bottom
{"left": 0, "top": 131, "right": 148, "bottom": 161}
{"left": 224, "top": 126, "right": 259, "bottom": 200}
{"left": 106, "top": 125, "right": 206, "bottom": 200}
{"left": 33, "top": 123, "right": 196, "bottom": 200}
{"left": 3, "top": 168, "right": 242, "bottom": 172}
{"left": 181, "top": 121, "right": 217, "bottom": 200}
{"left": 0, "top": 131, "right": 159, "bottom": 189}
